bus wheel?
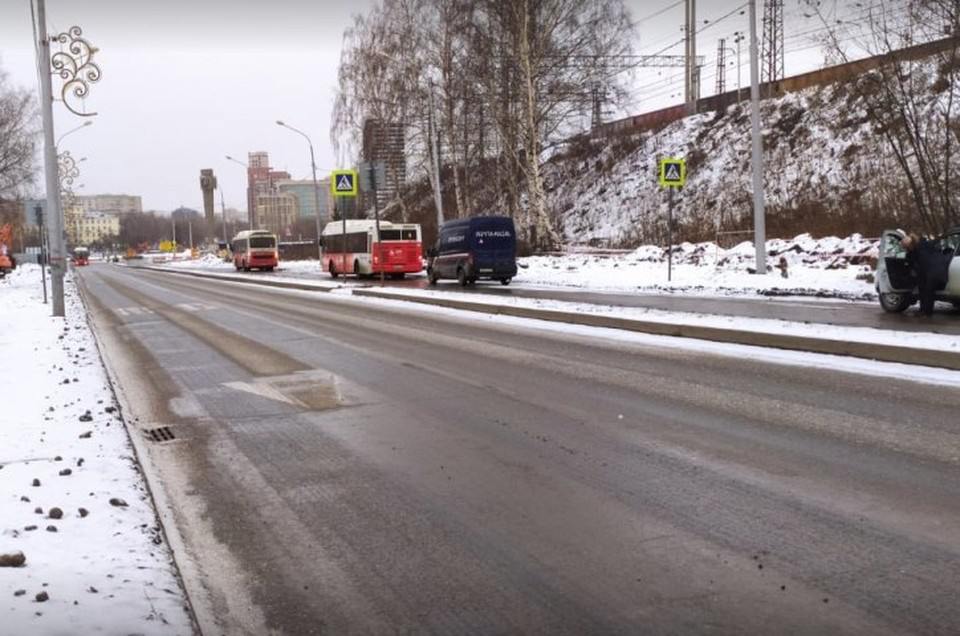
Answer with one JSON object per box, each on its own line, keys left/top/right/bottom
{"left": 329, "top": 262, "right": 338, "bottom": 279}
{"left": 457, "top": 268, "right": 468, "bottom": 287}
{"left": 500, "top": 278, "right": 511, "bottom": 286}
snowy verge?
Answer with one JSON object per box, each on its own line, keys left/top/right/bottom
{"left": 157, "top": 232, "right": 877, "bottom": 299}
{"left": 344, "top": 286, "right": 955, "bottom": 354}
{"left": 0, "top": 265, "right": 193, "bottom": 635}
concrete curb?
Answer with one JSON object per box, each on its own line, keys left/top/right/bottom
{"left": 73, "top": 273, "right": 204, "bottom": 635}
{"left": 137, "top": 264, "right": 338, "bottom": 293}
{"left": 351, "top": 288, "right": 960, "bottom": 371}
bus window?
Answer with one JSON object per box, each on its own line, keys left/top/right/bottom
{"left": 250, "top": 235, "right": 275, "bottom": 249}
{"left": 378, "top": 229, "right": 402, "bottom": 241}
{"left": 401, "top": 229, "right": 418, "bottom": 240}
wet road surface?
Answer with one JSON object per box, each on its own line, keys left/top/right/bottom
{"left": 80, "top": 263, "right": 960, "bottom": 635}
{"left": 142, "top": 262, "right": 960, "bottom": 335}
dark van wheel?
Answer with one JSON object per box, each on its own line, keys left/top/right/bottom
{"left": 500, "top": 277, "right": 511, "bottom": 286}
{"left": 329, "top": 262, "right": 338, "bottom": 279}
{"left": 879, "top": 292, "right": 912, "bottom": 313}
{"left": 428, "top": 269, "right": 438, "bottom": 286}
{"left": 457, "top": 268, "right": 468, "bottom": 287}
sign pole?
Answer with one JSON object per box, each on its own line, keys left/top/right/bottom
{"left": 331, "top": 169, "right": 359, "bottom": 278}
{"left": 668, "top": 188, "right": 674, "bottom": 282}
{"left": 658, "top": 157, "right": 686, "bottom": 284}
{"left": 36, "top": 206, "right": 48, "bottom": 304}
{"left": 371, "top": 166, "right": 384, "bottom": 286}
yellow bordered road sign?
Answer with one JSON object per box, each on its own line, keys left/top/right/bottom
{"left": 331, "top": 169, "right": 358, "bottom": 197}
{"left": 659, "top": 158, "right": 686, "bottom": 188}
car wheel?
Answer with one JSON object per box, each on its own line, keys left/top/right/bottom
{"left": 879, "top": 292, "right": 912, "bottom": 313}
{"left": 500, "top": 277, "right": 511, "bottom": 286}
{"left": 428, "top": 269, "right": 438, "bottom": 286}
{"left": 457, "top": 268, "right": 467, "bottom": 287}
{"left": 329, "top": 261, "right": 338, "bottom": 278}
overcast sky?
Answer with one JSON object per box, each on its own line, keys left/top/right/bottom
{"left": 0, "top": 0, "right": 837, "bottom": 213}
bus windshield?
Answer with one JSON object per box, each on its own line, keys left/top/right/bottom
{"left": 250, "top": 236, "right": 275, "bottom": 249}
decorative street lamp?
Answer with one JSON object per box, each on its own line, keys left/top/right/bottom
{"left": 34, "top": 0, "right": 103, "bottom": 317}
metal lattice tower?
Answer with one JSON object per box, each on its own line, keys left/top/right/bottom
{"left": 715, "top": 38, "right": 727, "bottom": 95}
{"left": 761, "top": 0, "right": 785, "bottom": 85}
{"left": 591, "top": 82, "right": 603, "bottom": 129}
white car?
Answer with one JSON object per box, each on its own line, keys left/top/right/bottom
{"left": 876, "top": 228, "right": 960, "bottom": 312}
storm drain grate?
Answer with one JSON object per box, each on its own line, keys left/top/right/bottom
{"left": 145, "top": 426, "right": 176, "bottom": 443}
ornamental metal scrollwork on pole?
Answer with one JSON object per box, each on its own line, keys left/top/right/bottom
{"left": 58, "top": 151, "right": 80, "bottom": 207}
{"left": 58, "top": 151, "right": 80, "bottom": 190}
{"left": 51, "top": 26, "right": 101, "bottom": 117}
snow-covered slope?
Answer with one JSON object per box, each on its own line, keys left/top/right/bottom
{"left": 544, "top": 82, "right": 897, "bottom": 246}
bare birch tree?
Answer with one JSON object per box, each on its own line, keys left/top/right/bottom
{"left": 332, "top": 0, "right": 634, "bottom": 249}
{"left": 0, "top": 65, "right": 38, "bottom": 199}
{"left": 807, "top": 0, "right": 960, "bottom": 233}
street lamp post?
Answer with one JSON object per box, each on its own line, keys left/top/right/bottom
{"left": 225, "top": 155, "right": 251, "bottom": 229}
{"left": 218, "top": 185, "right": 229, "bottom": 247}
{"left": 275, "top": 120, "right": 324, "bottom": 266}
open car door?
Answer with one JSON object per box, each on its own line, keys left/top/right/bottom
{"left": 877, "top": 230, "right": 916, "bottom": 313}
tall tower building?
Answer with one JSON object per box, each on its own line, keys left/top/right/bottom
{"left": 361, "top": 119, "right": 406, "bottom": 214}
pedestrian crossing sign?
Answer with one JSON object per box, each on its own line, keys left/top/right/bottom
{"left": 659, "top": 158, "right": 686, "bottom": 188}
{"left": 331, "top": 169, "right": 358, "bottom": 197}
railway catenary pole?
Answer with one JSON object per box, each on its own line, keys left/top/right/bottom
{"left": 748, "top": 0, "right": 767, "bottom": 274}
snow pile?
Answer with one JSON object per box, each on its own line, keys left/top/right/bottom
{"left": 519, "top": 233, "right": 878, "bottom": 298}
{"left": 0, "top": 265, "right": 192, "bottom": 635}
{"left": 163, "top": 256, "right": 324, "bottom": 276}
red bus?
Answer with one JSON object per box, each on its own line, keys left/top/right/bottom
{"left": 231, "top": 230, "right": 278, "bottom": 271}
{"left": 73, "top": 246, "right": 90, "bottom": 266}
{"left": 322, "top": 220, "right": 423, "bottom": 279}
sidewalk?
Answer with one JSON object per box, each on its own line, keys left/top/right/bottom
{"left": 0, "top": 265, "right": 193, "bottom": 635}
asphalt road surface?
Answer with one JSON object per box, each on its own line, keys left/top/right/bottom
{"left": 79, "top": 263, "right": 960, "bottom": 635}
{"left": 146, "top": 263, "right": 960, "bottom": 334}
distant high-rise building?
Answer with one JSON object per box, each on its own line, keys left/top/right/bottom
{"left": 73, "top": 194, "right": 142, "bottom": 216}
{"left": 361, "top": 119, "right": 406, "bottom": 214}
{"left": 245, "top": 152, "right": 290, "bottom": 227}
{"left": 275, "top": 178, "right": 332, "bottom": 223}
{"left": 254, "top": 193, "right": 298, "bottom": 237}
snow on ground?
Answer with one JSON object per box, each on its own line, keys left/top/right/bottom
{"left": 0, "top": 265, "right": 193, "bottom": 635}
{"left": 520, "top": 234, "right": 878, "bottom": 298}
{"left": 163, "top": 253, "right": 324, "bottom": 276}
{"left": 162, "top": 232, "right": 877, "bottom": 299}
{"left": 355, "top": 286, "right": 953, "bottom": 353}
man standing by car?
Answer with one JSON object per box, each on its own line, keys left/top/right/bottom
{"left": 902, "top": 233, "right": 951, "bottom": 316}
